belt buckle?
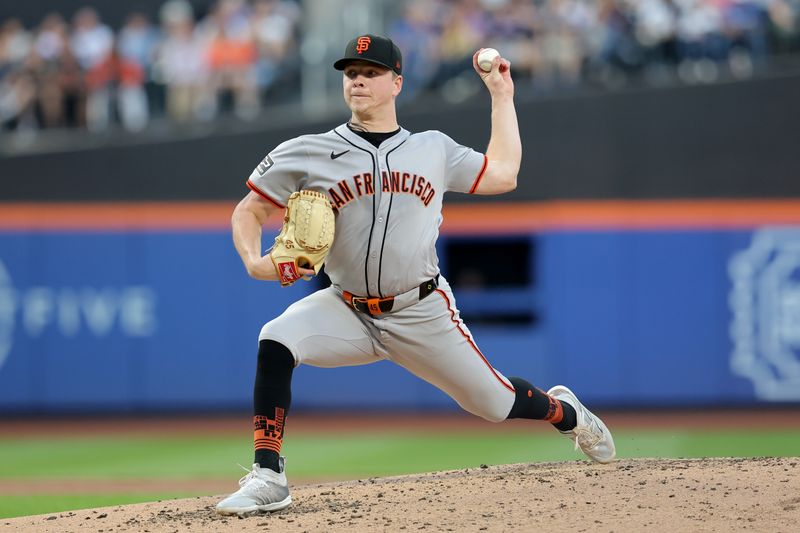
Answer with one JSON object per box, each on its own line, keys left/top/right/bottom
{"left": 344, "top": 292, "right": 361, "bottom": 312}
{"left": 350, "top": 296, "right": 365, "bottom": 312}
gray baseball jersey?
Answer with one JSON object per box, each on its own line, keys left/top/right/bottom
{"left": 247, "top": 123, "right": 516, "bottom": 422}
{"left": 247, "top": 124, "right": 487, "bottom": 297}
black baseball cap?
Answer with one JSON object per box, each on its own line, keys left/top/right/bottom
{"left": 333, "top": 34, "right": 402, "bottom": 75}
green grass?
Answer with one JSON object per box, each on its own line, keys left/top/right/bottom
{"left": 1, "top": 428, "right": 798, "bottom": 519}
{"left": 0, "top": 494, "right": 198, "bottom": 520}
{"left": 0, "top": 436, "right": 249, "bottom": 479}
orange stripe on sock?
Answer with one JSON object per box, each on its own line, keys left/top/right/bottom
{"left": 254, "top": 439, "right": 282, "bottom": 454}
{"left": 542, "top": 392, "right": 564, "bottom": 424}
{"left": 253, "top": 410, "right": 285, "bottom": 455}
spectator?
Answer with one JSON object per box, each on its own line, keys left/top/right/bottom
{"left": 119, "top": 13, "right": 160, "bottom": 70}
{"left": 203, "top": 0, "right": 259, "bottom": 120}
{"left": 70, "top": 7, "right": 114, "bottom": 130}
{"left": 119, "top": 13, "right": 161, "bottom": 118}
{"left": 85, "top": 41, "right": 149, "bottom": 131}
{"left": 0, "top": 18, "right": 32, "bottom": 68}
{"left": 595, "top": 0, "right": 643, "bottom": 78}
{"left": 766, "top": 0, "right": 800, "bottom": 54}
{"left": 251, "top": 0, "right": 300, "bottom": 101}
{"left": 436, "top": 0, "right": 489, "bottom": 87}
{"left": 0, "top": 19, "right": 34, "bottom": 130}
{"left": 634, "top": 0, "right": 680, "bottom": 77}
{"left": 389, "top": 0, "right": 443, "bottom": 100}
{"left": 28, "top": 14, "right": 69, "bottom": 127}
{"left": 57, "top": 47, "right": 84, "bottom": 128}
{"left": 485, "top": 0, "right": 537, "bottom": 82}
{"left": 33, "top": 13, "right": 67, "bottom": 64}
{"left": 531, "top": 0, "right": 586, "bottom": 89}
{"left": 675, "top": 0, "right": 726, "bottom": 59}
{"left": 0, "top": 67, "right": 37, "bottom": 131}
{"left": 26, "top": 45, "right": 62, "bottom": 128}
{"left": 723, "top": 0, "right": 769, "bottom": 77}
{"left": 69, "top": 8, "right": 113, "bottom": 70}
{"left": 156, "top": 0, "right": 209, "bottom": 123}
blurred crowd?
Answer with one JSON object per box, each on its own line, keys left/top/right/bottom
{"left": 0, "top": 0, "right": 301, "bottom": 133}
{"left": 1, "top": 0, "right": 799, "bottom": 134}
{"left": 392, "top": 0, "right": 800, "bottom": 99}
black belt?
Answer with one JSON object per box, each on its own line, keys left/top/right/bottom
{"left": 343, "top": 275, "right": 440, "bottom": 316}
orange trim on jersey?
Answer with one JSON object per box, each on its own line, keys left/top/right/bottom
{"left": 246, "top": 180, "right": 285, "bottom": 209}
{"left": 434, "top": 288, "right": 515, "bottom": 394}
{"left": 468, "top": 155, "right": 489, "bottom": 194}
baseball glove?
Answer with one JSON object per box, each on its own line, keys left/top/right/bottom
{"left": 269, "top": 190, "right": 335, "bottom": 286}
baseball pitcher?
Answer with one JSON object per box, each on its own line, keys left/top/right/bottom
{"left": 216, "top": 34, "right": 615, "bottom": 516}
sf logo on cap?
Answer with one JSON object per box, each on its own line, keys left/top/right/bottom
{"left": 356, "top": 36, "right": 371, "bottom": 54}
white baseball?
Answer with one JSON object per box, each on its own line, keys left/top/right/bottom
{"left": 477, "top": 48, "right": 500, "bottom": 72}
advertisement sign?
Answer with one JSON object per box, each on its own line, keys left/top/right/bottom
{"left": 0, "top": 227, "right": 796, "bottom": 412}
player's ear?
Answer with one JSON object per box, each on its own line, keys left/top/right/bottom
{"left": 392, "top": 74, "right": 403, "bottom": 97}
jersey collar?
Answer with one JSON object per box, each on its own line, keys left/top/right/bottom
{"left": 334, "top": 123, "right": 410, "bottom": 153}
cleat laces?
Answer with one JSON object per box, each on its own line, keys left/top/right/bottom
{"left": 236, "top": 464, "right": 265, "bottom": 490}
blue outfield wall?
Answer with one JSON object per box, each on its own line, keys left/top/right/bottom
{"left": 0, "top": 227, "right": 799, "bottom": 412}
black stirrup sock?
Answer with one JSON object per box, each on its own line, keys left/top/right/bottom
{"left": 253, "top": 339, "right": 295, "bottom": 472}
{"left": 506, "top": 377, "right": 577, "bottom": 431}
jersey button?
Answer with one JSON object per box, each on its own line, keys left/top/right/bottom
{"left": 371, "top": 251, "right": 377, "bottom": 258}
{"left": 378, "top": 217, "right": 384, "bottom": 223}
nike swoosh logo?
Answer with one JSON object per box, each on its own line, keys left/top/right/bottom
{"left": 330, "top": 150, "right": 349, "bottom": 160}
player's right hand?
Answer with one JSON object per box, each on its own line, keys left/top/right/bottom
{"left": 472, "top": 49, "right": 514, "bottom": 101}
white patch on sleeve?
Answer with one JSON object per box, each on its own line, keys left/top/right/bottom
{"left": 257, "top": 155, "right": 275, "bottom": 176}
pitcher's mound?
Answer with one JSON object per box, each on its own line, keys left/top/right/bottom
{"left": 4, "top": 457, "right": 799, "bottom": 532}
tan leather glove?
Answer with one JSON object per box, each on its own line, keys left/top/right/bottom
{"left": 269, "top": 190, "right": 335, "bottom": 286}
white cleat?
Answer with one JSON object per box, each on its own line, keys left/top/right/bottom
{"left": 547, "top": 385, "right": 616, "bottom": 464}
{"left": 216, "top": 458, "right": 292, "bottom": 516}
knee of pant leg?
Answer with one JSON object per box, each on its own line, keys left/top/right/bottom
{"left": 457, "top": 398, "right": 510, "bottom": 423}
{"left": 445, "top": 381, "right": 515, "bottom": 422}
{"left": 480, "top": 408, "right": 510, "bottom": 423}
{"left": 258, "top": 320, "right": 277, "bottom": 340}
{"left": 452, "top": 380, "right": 516, "bottom": 422}
{"left": 258, "top": 323, "right": 300, "bottom": 366}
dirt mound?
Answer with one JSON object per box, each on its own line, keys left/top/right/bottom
{"left": 3, "top": 457, "right": 798, "bottom": 533}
